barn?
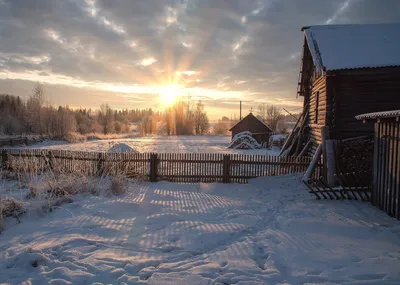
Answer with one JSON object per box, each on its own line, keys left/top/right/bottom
{"left": 229, "top": 113, "right": 272, "bottom": 144}
{"left": 283, "top": 23, "right": 400, "bottom": 157}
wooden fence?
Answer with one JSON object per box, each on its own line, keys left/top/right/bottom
{"left": 373, "top": 118, "right": 400, "bottom": 219}
{"left": 305, "top": 171, "right": 372, "bottom": 201}
{"left": 1, "top": 149, "right": 319, "bottom": 183}
{"left": 0, "top": 137, "right": 29, "bottom": 147}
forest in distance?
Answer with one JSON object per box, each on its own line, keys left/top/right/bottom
{"left": 0, "top": 84, "right": 295, "bottom": 141}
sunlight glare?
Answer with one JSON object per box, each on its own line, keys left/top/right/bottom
{"left": 158, "top": 85, "right": 181, "bottom": 106}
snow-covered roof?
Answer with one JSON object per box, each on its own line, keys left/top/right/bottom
{"left": 303, "top": 23, "right": 400, "bottom": 73}
{"left": 355, "top": 110, "right": 400, "bottom": 120}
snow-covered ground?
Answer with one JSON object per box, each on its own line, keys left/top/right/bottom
{"left": 1, "top": 175, "right": 400, "bottom": 284}
{"left": 13, "top": 135, "right": 280, "bottom": 155}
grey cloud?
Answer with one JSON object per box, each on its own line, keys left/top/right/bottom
{"left": 0, "top": 0, "right": 399, "bottom": 116}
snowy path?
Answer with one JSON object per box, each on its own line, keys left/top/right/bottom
{"left": 1, "top": 175, "right": 400, "bottom": 284}
{"left": 15, "top": 135, "right": 280, "bottom": 155}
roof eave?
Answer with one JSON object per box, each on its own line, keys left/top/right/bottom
{"left": 355, "top": 110, "right": 400, "bottom": 120}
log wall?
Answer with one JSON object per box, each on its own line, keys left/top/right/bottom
{"left": 328, "top": 67, "right": 400, "bottom": 140}
{"left": 303, "top": 74, "right": 328, "bottom": 156}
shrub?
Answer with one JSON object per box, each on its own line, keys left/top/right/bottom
{"left": 107, "top": 175, "right": 128, "bottom": 195}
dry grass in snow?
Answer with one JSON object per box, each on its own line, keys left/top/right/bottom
{"left": 0, "top": 157, "right": 141, "bottom": 233}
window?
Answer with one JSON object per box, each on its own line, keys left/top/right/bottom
{"left": 314, "top": 91, "right": 319, "bottom": 124}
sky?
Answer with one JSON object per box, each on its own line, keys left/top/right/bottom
{"left": 0, "top": 0, "right": 400, "bottom": 119}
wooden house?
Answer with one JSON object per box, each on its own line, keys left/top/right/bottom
{"left": 229, "top": 113, "right": 272, "bottom": 143}
{"left": 356, "top": 110, "right": 400, "bottom": 220}
{"left": 291, "top": 23, "right": 400, "bottom": 157}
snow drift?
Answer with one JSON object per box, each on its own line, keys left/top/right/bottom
{"left": 228, "top": 131, "right": 263, "bottom": 149}
{"left": 107, "top": 143, "right": 137, "bottom": 153}
{"left": 1, "top": 175, "right": 400, "bottom": 284}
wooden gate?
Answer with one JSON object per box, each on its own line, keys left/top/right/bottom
{"left": 373, "top": 118, "right": 400, "bottom": 218}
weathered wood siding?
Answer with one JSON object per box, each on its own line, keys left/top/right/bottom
{"left": 372, "top": 117, "right": 400, "bottom": 220}
{"left": 308, "top": 75, "right": 327, "bottom": 141}
{"left": 328, "top": 67, "right": 400, "bottom": 140}
{"left": 303, "top": 73, "right": 328, "bottom": 156}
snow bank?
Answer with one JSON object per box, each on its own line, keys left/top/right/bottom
{"left": 1, "top": 175, "right": 400, "bottom": 284}
{"left": 228, "top": 131, "right": 262, "bottom": 149}
{"left": 269, "top": 133, "right": 288, "bottom": 148}
{"left": 107, "top": 143, "right": 138, "bottom": 153}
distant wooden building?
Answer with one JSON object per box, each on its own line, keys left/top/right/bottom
{"left": 229, "top": 113, "right": 272, "bottom": 143}
{"left": 295, "top": 23, "right": 400, "bottom": 156}
{"left": 356, "top": 110, "right": 400, "bottom": 220}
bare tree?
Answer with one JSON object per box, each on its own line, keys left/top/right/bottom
{"left": 56, "top": 106, "right": 77, "bottom": 137}
{"left": 258, "top": 103, "right": 283, "bottom": 131}
{"left": 194, "top": 101, "right": 209, "bottom": 135}
{"left": 257, "top": 104, "right": 267, "bottom": 122}
{"left": 213, "top": 121, "right": 229, "bottom": 135}
{"left": 98, "top": 104, "right": 114, "bottom": 134}
{"left": 26, "top": 83, "right": 45, "bottom": 134}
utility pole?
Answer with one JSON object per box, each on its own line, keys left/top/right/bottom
{"left": 240, "top": 101, "right": 242, "bottom": 120}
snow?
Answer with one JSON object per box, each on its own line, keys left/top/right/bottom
{"left": 269, "top": 134, "right": 288, "bottom": 148}
{"left": 356, "top": 109, "right": 400, "bottom": 120}
{"left": 228, "top": 131, "right": 263, "bottom": 149}
{"left": 10, "top": 135, "right": 279, "bottom": 155}
{"left": 1, "top": 175, "right": 400, "bottom": 284}
{"left": 108, "top": 143, "right": 138, "bottom": 153}
{"left": 304, "top": 24, "right": 400, "bottom": 72}
{"left": 270, "top": 134, "right": 287, "bottom": 141}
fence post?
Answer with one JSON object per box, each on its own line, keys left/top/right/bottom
{"left": 97, "top": 153, "right": 103, "bottom": 175}
{"left": 1, "top": 150, "right": 8, "bottom": 169}
{"left": 223, "top": 155, "right": 230, "bottom": 183}
{"left": 149, "top": 153, "right": 158, "bottom": 182}
{"left": 47, "top": 150, "right": 54, "bottom": 171}
{"left": 25, "top": 137, "right": 29, "bottom": 146}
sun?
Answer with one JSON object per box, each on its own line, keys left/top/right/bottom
{"left": 158, "top": 85, "right": 181, "bottom": 106}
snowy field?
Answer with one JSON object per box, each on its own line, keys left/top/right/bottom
{"left": 1, "top": 175, "right": 400, "bottom": 284}
{"left": 15, "top": 135, "right": 280, "bottom": 155}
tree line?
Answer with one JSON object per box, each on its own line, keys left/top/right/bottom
{"left": 0, "top": 85, "right": 211, "bottom": 138}
{"left": 0, "top": 85, "right": 155, "bottom": 138}
{"left": 0, "top": 84, "right": 294, "bottom": 138}
{"left": 136, "top": 97, "right": 210, "bottom": 136}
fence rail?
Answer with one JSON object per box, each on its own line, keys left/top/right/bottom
{"left": 304, "top": 171, "right": 372, "bottom": 201}
{"left": 0, "top": 137, "right": 30, "bottom": 147}
{"left": 1, "top": 149, "right": 319, "bottom": 183}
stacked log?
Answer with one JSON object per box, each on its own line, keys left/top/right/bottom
{"left": 336, "top": 139, "right": 374, "bottom": 174}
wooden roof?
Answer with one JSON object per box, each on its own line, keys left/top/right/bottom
{"left": 229, "top": 113, "right": 272, "bottom": 132}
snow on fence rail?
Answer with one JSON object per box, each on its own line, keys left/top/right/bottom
{"left": 1, "top": 149, "right": 321, "bottom": 183}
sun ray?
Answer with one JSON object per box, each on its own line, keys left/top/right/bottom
{"left": 157, "top": 85, "right": 182, "bottom": 106}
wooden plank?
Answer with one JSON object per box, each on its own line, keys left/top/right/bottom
{"left": 396, "top": 122, "right": 400, "bottom": 219}
{"left": 303, "top": 144, "right": 322, "bottom": 183}
{"left": 389, "top": 122, "right": 395, "bottom": 216}
{"left": 326, "top": 140, "right": 337, "bottom": 186}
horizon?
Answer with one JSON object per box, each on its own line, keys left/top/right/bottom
{"left": 1, "top": 1, "right": 400, "bottom": 119}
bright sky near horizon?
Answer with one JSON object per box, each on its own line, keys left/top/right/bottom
{"left": 0, "top": 0, "right": 399, "bottom": 119}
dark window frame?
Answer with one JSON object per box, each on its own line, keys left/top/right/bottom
{"left": 314, "top": 91, "right": 319, "bottom": 124}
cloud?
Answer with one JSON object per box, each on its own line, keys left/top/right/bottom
{"left": 0, "top": 0, "right": 399, "bottom": 118}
